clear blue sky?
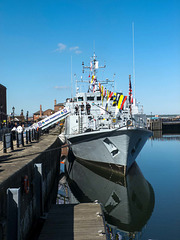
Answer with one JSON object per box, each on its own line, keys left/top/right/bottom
{"left": 0, "top": 0, "right": 180, "bottom": 116}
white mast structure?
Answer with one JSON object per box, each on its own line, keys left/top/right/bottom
{"left": 71, "top": 55, "right": 73, "bottom": 98}
{"left": 132, "top": 22, "right": 135, "bottom": 103}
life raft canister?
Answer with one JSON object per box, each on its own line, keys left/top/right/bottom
{"left": 24, "top": 175, "right": 30, "bottom": 194}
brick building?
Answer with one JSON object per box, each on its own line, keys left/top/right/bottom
{"left": 33, "top": 105, "right": 54, "bottom": 122}
{"left": 33, "top": 100, "right": 64, "bottom": 122}
{"left": 54, "top": 99, "right": 64, "bottom": 112}
{"left": 43, "top": 109, "right": 54, "bottom": 117}
{"left": 8, "top": 109, "right": 25, "bottom": 124}
{"left": 0, "top": 84, "right": 7, "bottom": 124}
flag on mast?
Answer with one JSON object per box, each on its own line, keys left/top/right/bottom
{"left": 129, "top": 75, "right": 133, "bottom": 104}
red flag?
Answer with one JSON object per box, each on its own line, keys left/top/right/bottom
{"left": 109, "top": 91, "right": 113, "bottom": 99}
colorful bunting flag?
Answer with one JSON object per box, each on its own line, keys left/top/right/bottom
{"left": 99, "top": 82, "right": 101, "bottom": 92}
{"left": 109, "top": 91, "right": 113, "bottom": 99}
{"left": 120, "top": 96, "right": 127, "bottom": 110}
{"left": 107, "top": 90, "right": 109, "bottom": 100}
{"left": 112, "top": 93, "right": 117, "bottom": 106}
{"left": 118, "top": 94, "right": 124, "bottom": 109}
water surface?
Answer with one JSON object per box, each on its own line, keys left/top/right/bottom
{"left": 59, "top": 134, "right": 180, "bottom": 240}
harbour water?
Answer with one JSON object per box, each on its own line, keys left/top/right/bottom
{"left": 58, "top": 134, "right": 180, "bottom": 240}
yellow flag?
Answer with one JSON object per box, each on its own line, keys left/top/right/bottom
{"left": 91, "top": 75, "right": 94, "bottom": 84}
{"left": 118, "top": 94, "right": 124, "bottom": 109}
{"left": 101, "top": 85, "right": 104, "bottom": 103}
{"left": 107, "top": 90, "right": 109, "bottom": 100}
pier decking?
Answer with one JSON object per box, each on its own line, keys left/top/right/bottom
{"left": 38, "top": 203, "right": 106, "bottom": 240}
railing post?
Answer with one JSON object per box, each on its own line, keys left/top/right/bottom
{"left": 10, "top": 132, "right": 14, "bottom": 151}
{"left": 29, "top": 130, "right": 31, "bottom": 143}
{"left": 16, "top": 132, "right": 19, "bottom": 148}
{"left": 26, "top": 131, "right": 28, "bottom": 144}
{"left": 34, "top": 130, "right": 37, "bottom": 141}
{"left": 3, "top": 134, "right": 6, "bottom": 153}
{"left": 37, "top": 130, "right": 40, "bottom": 142}
{"left": 32, "top": 129, "right": 35, "bottom": 140}
{"left": 21, "top": 132, "right": 24, "bottom": 147}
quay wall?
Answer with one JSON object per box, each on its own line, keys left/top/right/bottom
{"left": 162, "top": 121, "right": 180, "bottom": 133}
{"left": 0, "top": 129, "right": 61, "bottom": 240}
{"left": 149, "top": 119, "right": 180, "bottom": 133}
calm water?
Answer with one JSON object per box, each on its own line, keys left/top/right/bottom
{"left": 58, "top": 134, "right": 180, "bottom": 240}
{"left": 136, "top": 135, "right": 180, "bottom": 240}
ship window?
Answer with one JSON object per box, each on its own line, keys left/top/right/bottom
{"left": 97, "top": 96, "right": 101, "bottom": 101}
{"left": 87, "top": 96, "right": 94, "bottom": 101}
{"left": 78, "top": 97, "right": 83, "bottom": 101}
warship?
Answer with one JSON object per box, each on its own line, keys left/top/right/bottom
{"left": 63, "top": 53, "right": 152, "bottom": 175}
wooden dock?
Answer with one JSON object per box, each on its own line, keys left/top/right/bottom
{"left": 38, "top": 203, "right": 107, "bottom": 240}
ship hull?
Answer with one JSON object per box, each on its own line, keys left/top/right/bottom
{"left": 66, "top": 128, "right": 152, "bottom": 175}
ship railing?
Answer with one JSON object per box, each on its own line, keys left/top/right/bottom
{"left": 131, "top": 116, "right": 147, "bottom": 129}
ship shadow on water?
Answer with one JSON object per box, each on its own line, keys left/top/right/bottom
{"left": 65, "top": 153, "right": 155, "bottom": 239}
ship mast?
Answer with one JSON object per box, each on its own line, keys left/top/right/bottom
{"left": 132, "top": 22, "right": 135, "bottom": 102}
{"left": 82, "top": 52, "right": 106, "bottom": 77}
{"left": 80, "top": 53, "right": 115, "bottom": 91}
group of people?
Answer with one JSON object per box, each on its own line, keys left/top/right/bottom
{"left": 75, "top": 102, "right": 91, "bottom": 115}
{"left": 11, "top": 124, "right": 24, "bottom": 133}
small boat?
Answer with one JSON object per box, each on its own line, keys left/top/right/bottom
{"left": 63, "top": 53, "right": 152, "bottom": 175}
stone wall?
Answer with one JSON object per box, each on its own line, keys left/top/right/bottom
{"left": 0, "top": 131, "right": 61, "bottom": 240}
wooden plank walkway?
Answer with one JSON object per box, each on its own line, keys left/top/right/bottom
{"left": 38, "top": 203, "right": 107, "bottom": 240}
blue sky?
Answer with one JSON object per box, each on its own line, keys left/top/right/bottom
{"left": 0, "top": 0, "right": 179, "bottom": 116}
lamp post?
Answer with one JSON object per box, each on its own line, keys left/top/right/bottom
{"left": 12, "top": 106, "right": 15, "bottom": 124}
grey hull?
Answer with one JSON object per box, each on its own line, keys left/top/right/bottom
{"left": 67, "top": 128, "right": 152, "bottom": 174}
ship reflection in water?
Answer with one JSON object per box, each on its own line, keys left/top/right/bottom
{"left": 65, "top": 159, "right": 155, "bottom": 240}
